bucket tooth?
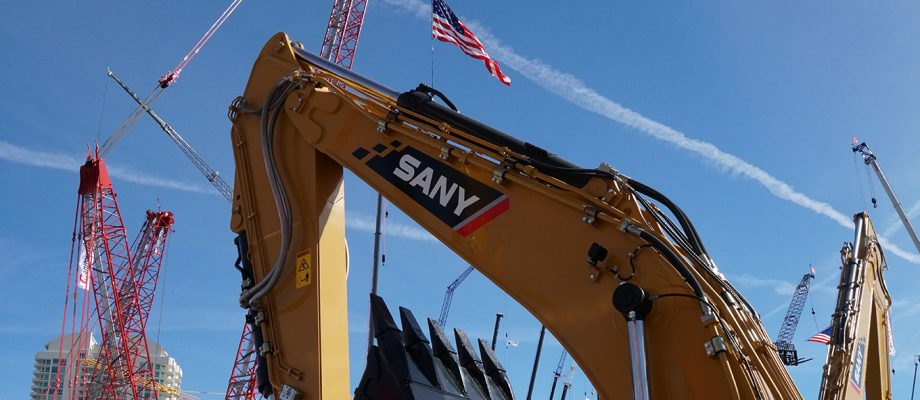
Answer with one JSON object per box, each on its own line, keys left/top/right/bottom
{"left": 369, "top": 294, "right": 410, "bottom": 382}
{"left": 428, "top": 318, "right": 466, "bottom": 394}
{"left": 355, "top": 345, "right": 402, "bottom": 400}
{"left": 371, "top": 294, "right": 402, "bottom": 337}
{"left": 478, "top": 339, "right": 513, "bottom": 400}
{"left": 399, "top": 306, "right": 440, "bottom": 389}
{"left": 355, "top": 296, "right": 515, "bottom": 399}
{"left": 454, "top": 329, "right": 491, "bottom": 399}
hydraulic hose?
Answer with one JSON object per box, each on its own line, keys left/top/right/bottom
{"left": 620, "top": 220, "right": 711, "bottom": 316}
{"left": 240, "top": 76, "right": 301, "bottom": 308}
{"left": 624, "top": 178, "right": 708, "bottom": 260}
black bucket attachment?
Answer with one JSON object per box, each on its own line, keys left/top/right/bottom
{"left": 355, "top": 294, "right": 515, "bottom": 400}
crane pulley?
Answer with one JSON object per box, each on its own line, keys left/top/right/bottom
{"left": 852, "top": 140, "right": 920, "bottom": 254}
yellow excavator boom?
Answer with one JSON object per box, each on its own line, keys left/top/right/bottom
{"left": 818, "top": 212, "right": 893, "bottom": 400}
{"left": 224, "top": 33, "right": 888, "bottom": 400}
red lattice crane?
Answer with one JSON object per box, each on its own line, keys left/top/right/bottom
{"left": 224, "top": 322, "right": 258, "bottom": 400}
{"left": 85, "top": 208, "right": 175, "bottom": 398}
{"left": 130, "top": 210, "right": 176, "bottom": 329}
{"left": 223, "top": 2, "right": 370, "bottom": 398}
{"left": 319, "top": 0, "right": 368, "bottom": 69}
{"left": 77, "top": 153, "right": 159, "bottom": 399}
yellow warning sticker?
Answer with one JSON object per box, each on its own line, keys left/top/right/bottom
{"left": 295, "top": 250, "right": 312, "bottom": 289}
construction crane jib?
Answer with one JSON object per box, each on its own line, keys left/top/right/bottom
{"left": 852, "top": 141, "right": 920, "bottom": 254}
{"left": 774, "top": 268, "right": 816, "bottom": 366}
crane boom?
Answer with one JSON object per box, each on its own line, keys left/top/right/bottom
{"left": 320, "top": 0, "right": 368, "bottom": 69}
{"left": 548, "top": 350, "right": 569, "bottom": 399}
{"left": 559, "top": 366, "right": 576, "bottom": 400}
{"left": 438, "top": 266, "right": 474, "bottom": 326}
{"left": 107, "top": 69, "right": 233, "bottom": 202}
{"left": 100, "top": 0, "right": 243, "bottom": 158}
{"left": 774, "top": 268, "right": 816, "bottom": 366}
{"left": 852, "top": 141, "right": 920, "bottom": 254}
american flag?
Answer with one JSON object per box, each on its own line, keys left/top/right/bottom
{"left": 808, "top": 326, "right": 832, "bottom": 345}
{"left": 432, "top": 0, "right": 511, "bottom": 86}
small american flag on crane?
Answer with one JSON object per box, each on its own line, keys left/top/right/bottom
{"left": 808, "top": 326, "right": 832, "bottom": 345}
{"left": 432, "top": 0, "right": 511, "bottom": 86}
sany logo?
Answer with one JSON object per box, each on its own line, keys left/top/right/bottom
{"left": 358, "top": 143, "right": 509, "bottom": 237}
{"left": 392, "top": 154, "right": 480, "bottom": 217}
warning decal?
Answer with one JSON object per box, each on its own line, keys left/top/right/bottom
{"left": 295, "top": 250, "right": 312, "bottom": 289}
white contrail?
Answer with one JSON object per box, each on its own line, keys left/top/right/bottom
{"left": 346, "top": 212, "right": 437, "bottom": 242}
{"left": 378, "top": 0, "right": 920, "bottom": 264}
{"left": 0, "top": 139, "right": 215, "bottom": 195}
{"left": 883, "top": 197, "right": 920, "bottom": 237}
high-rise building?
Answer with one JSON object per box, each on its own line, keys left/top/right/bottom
{"left": 30, "top": 334, "right": 183, "bottom": 400}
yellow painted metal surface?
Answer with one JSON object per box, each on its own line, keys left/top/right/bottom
{"left": 221, "top": 33, "right": 899, "bottom": 399}
{"left": 818, "top": 213, "right": 893, "bottom": 400}
{"left": 295, "top": 250, "right": 312, "bottom": 289}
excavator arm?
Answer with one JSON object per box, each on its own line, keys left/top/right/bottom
{"left": 818, "top": 212, "right": 893, "bottom": 400}
{"left": 227, "top": 33, "right": 802, "bottom": 399}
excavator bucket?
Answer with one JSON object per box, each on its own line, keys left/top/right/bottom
{"left": 355, "top": 294, "right": 515, "bottom": 400}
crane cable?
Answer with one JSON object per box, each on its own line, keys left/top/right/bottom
{"left": 100, "top": 0, "right": 244, "bottom": 157}
{"left": 159, "top": 0, "right": 244, "bottom": 87}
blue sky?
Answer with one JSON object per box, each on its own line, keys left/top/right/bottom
{"left": 3, "top": 0, "right": 920, "bottom": 398}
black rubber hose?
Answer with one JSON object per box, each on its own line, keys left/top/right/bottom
{"left": 626, "top": 178, "right": 709, "bottom": 259}
{"left": 631, "top": 225, "right": 709, "bottom": 314}
{"left": 412, "top": 83, "right": 459, "bottom": 112}
{"left": 396, "top": 89, "right": 593, "bottom": 188}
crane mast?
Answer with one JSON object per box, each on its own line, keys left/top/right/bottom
{"left": 78, "top": 154, "right": 160, "bottom": 400}
{"left": 774, "top": 268, "right": 816, "bottom": 366}
{"left": 319, "top": 0, "right": 368, "bottom": 69}
{"left": 87, "top": 209, "right": 175, "bottom": 399}
{"left": 225, "top": 321, "right": 259, "bottom": 400}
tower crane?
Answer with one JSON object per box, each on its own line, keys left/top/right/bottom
{"left": 774, "top": 267, "right": 816, "bottom": 366}
{"left": 852, "top": 140, "right": 920, "bottom": 254}
{"left": 548, "top": 350, "right": 569, "bottom": 400}
{"left": 438, "top": 266, "right": 474, "bottom": 326}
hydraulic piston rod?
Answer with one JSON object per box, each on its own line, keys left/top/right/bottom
{"left": 613, "top": 283, "right": 653, "bottom": 400}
